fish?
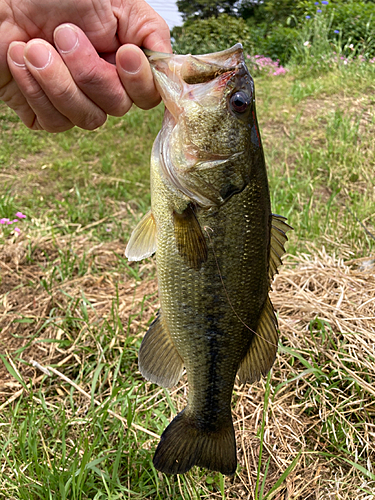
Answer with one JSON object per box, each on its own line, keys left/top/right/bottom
{"left": 125, "top": 44, "right": 292, "bottom": 476}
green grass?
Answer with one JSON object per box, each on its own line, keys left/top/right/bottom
{"left": 1, "top": 59, "right": 375, "bottom": 499}
{"left": 0, "top": 288, "right": 217, "bottom": 499}
{"left": 0, "top": 104, "right": 163, "bottom": 246}
{"left": 257, "top": 64, "right": 375, "bottom": 256}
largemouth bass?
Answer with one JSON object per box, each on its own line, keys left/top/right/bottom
{"left": 125, "top": 44, "right": 291, "bottom": 476}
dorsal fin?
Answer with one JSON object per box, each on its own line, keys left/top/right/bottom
{"left": 269, "top": 214, "right": 293, "bottom": 281}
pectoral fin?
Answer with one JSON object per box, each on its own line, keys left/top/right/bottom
{"left": 139, "top": 311, "right": 184, "bottom": 389}
{"left": 125, "top": 210, "right": 157, "bottom": 261}
{"left": 173, "top": 204, "right": 208, "bottom": 271}
{"left": 237, "top": 296, "right": 278, "bottom": 384}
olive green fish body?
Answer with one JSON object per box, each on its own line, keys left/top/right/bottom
{"left": 125, "top": 44, "right": 292, "bottom": 475}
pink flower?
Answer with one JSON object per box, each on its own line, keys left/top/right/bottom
{"left": 0, "top": 218, "right": 10, "bottom": 224}
{"left": 273, "top": 67, "right": 287, "bottom": 75}
{"left": 247, "top": 54, "right": 287, "bottom": 76}
{"left": 15, "top": 211, "right": 26, "bottom": 219}
{"left": 14, "top": 227, "right": 21, "bottom": 234}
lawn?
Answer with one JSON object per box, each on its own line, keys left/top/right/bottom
{"left": 0, "top": 60, "right": 374, "bottom": 499}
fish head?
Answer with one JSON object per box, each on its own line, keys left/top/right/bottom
{"left": 146, "top": 45, "right": 263, "bottom": 207}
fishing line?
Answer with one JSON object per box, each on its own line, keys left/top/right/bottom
{"left": 203, "top": 226, "right": 278, "bottom": 349}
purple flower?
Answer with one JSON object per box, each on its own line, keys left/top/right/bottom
{"left": 15, "top": 211, "right": 26, "bottom": 219}
{"left": 334, "top": 30, "right": 339, "bottom": 34}
{"left": 317, "top": 9, "right": 322, "bottom": 12}
{"left": 306, "top": 15, "right": 311, "bottom": 19}
{"left": 314, "top": 1, "right": 319, "bottom": 4}
{"left": 322, "top": 0, "right": 328, "bottom": 4}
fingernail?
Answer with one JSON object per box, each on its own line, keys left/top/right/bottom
{"left": 54, "top": 24, "right": 79, "bottom": 54}
{"left": 25, "top": 42, "right": 52, "bottom": 70}
{"left": 9, "top": 43, "right": 26, "bottom": 67}
{"left": 119, "top": 49, "right": 142, "bottom": 74}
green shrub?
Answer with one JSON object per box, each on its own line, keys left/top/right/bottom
{"left": 171, "top": 14, "right": 254, "bottom": 55}
{"left": 251, "top": 1, "right": 375, "bottom": 63}
{"left": 246, "top": 23, "right": 300, "bottom": 63}
{"left": 171, "top": 14, "right": 298, "bottom": 64}
{"left": 171, "top": 1, "right": 375, "bottom": 65}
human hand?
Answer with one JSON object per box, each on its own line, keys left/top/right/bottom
{"left": 0, "top": 0, "right": 172, "bottom": 132}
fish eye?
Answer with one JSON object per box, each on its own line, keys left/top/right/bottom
{"left": 230, "top": 91, "right": 250, "bottom": 113}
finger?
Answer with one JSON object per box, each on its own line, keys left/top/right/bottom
{"left": 53, "top": 24, "right": 131, "bottom": 117}
{"left": 23, "top": 39, "right": 107, "bottom": 131}
{"left": 6, "top": 42, "right": 39, "bottom": 129}
{"left": 116, "top": 44, "right": 161, "bottom": 110}
{"left": 117, "top": 0, "right": 172, "bottom": 54}
{"left": 7, "top": 41, "right": 73, "bottom": 132}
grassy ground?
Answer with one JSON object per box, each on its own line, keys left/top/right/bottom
{"left": 0, "top": 61, "right": 374, "bottom": 499}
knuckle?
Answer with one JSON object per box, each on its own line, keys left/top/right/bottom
{"left": 79, "top": 112, "right": 107, "bottom": 131}
{"left": 44, "top": 123, "right": 74, "bottom": 133}
{"left": 37, "top": 115, "right": 73, "bottom": 133}
{"left": 133, "top": 91, "right": 160, "bottom": 111}
{"left": 29, "top": 118, "right": 43, "bottom": 130}
{"left": 49, "top": 79, "right": 106, "bottom": 130}
{"left": 73, "top": 64, "right": 129, "bottom": 117}
{"left": 52, "top": 78, "right": 78, "bottom": 103}
{"left": 26, "top": 84, "right": 48, "bottom": 104}
{"left": 109, "top": 96, "right": 132, "bottom": 117}
{"left": 74, "top": 62, "right": 101, "bottom": 88}
{"left": 136, "top": 95, "right": 161, "bottom": 110}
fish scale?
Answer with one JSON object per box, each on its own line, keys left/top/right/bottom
{"left": 125, "top": 44, "right": 292, "bottom": 475}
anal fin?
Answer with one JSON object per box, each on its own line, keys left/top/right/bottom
{"left": 125, "top": 210, "right": 157, "bottom": 262}
{"left": 237, "top": 296, "right": 278, "bottom": 384}
{"left": 139, "top": 311, "right": 184, "bottom": 389}
{"left": 173, "top": 204, "right": 208, "bottom": 271}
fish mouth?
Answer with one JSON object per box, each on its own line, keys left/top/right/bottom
{"left": 143, "top": 44, "right": 246, "bottom": 117}
{"left": 143, "top": 44, "right": 244, "bottom": 84}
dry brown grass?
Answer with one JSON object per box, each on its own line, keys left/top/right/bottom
{"left": 1, "top": 234, "right": 374, "bottom": 499}
{"left": 0, "top": 235, "right": 157, "bottom": 395}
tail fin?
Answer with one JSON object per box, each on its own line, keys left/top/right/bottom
{"left": 153, "top": 409, "right": 237, "bottom": 476}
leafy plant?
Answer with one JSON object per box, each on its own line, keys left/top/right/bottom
{"left": 176, "top": 0, "right": 238, "bottom": 21}
{"left": 172, "top": 14, "right": 254, "bottom": 55}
